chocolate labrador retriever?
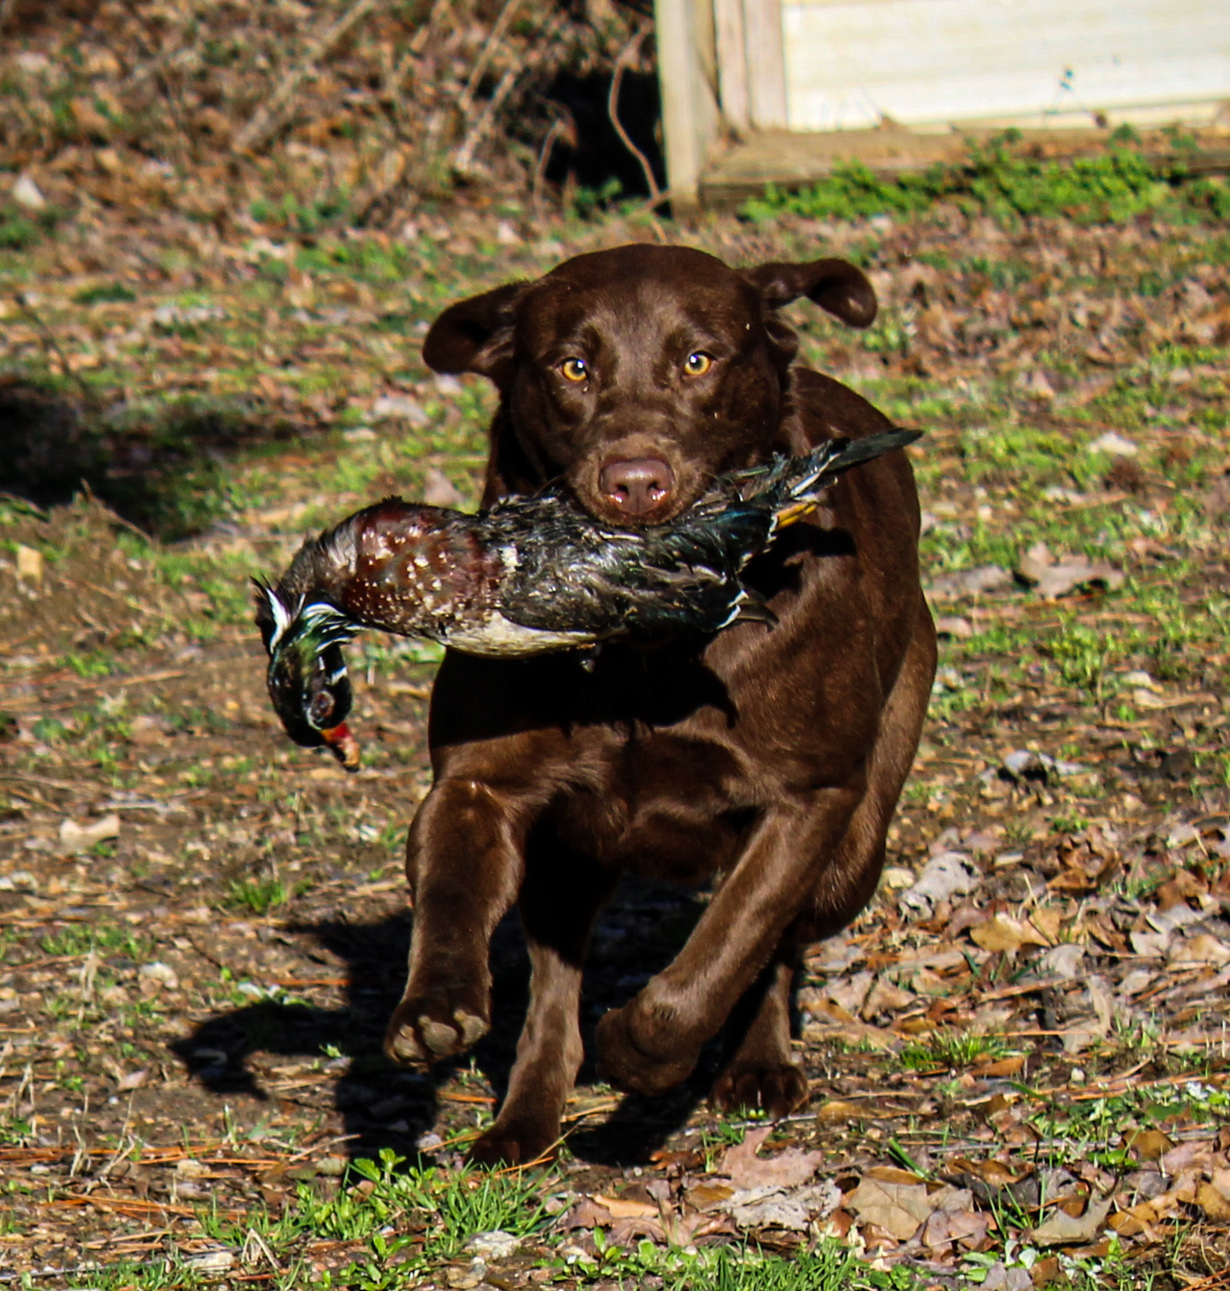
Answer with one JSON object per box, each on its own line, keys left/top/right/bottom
{"left": 384, "top": 243, "right": 935, "bottom": 1164}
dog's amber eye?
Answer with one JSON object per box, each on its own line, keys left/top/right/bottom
{"left": 683, "top": 352, "right": 713, "bottom": 376}
{"left": 560, "top": 357, "right": 588, "bottom": 383}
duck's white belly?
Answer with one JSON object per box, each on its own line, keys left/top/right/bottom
{"left": 442, "top": 611, "right": 595, "bottom": 657}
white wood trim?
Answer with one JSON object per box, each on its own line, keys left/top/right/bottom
{"left": 743, "top": 0, "right": 788, "bottom": 129}
{"left": 781, "top": 0, "right": 1230, "bottom": 132}
{"left": 713, "top": 0, "right": 750, "bottom": 130}
{"left": 654, "top": 0, "right": 721, "bottom": 205}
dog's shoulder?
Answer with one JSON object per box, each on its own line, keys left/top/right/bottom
{"left": 789, "top": 367, "right": 891, "bottom": 445}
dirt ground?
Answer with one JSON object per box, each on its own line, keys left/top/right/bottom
{"left": 2, "top": 189, "right": 1230, "bottom": 1290}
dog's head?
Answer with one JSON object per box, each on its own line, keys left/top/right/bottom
{"left": 423, "top": 244, "right": 876, "bottom": 526}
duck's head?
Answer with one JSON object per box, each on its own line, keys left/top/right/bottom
{"left": 255, "top": 580, "right": 360, "bottom": 770}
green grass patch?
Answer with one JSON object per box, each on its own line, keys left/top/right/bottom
{"left": 743, "top": 129, "right": 1230, "bottom": 226}
{"left": 901, "top": 1030, "right": 1010, "bottom": 1071}
{"left": 225, "top": 876, "right": 294, "bottom": 915}
{"left": 40, "top": 922, "right": 150, "bottom": 959}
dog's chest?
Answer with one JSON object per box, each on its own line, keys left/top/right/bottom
{"left": 555, "top": 725, "right": 756, "bottom": 882}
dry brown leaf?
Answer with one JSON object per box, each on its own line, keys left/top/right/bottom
{"left": 1030, "top": 1194, "right": 1113, "bottom": 1245}
{"left": 814, "top": 1099, "right": 863, "bottom": 1123}
{"left": 1124, "top": 1129, "right": 1174, "bottom": 1161}
{"left": 950, "top": 1157, "right": 1027, "bottom": 1188}
{"left": 684, "top": 1180, "right": 734, "bottom": 1209}
{"left": 718, "top": 1126, "right": 823, "bottom": 1191}
{"left": 608, "top": 1215, "right": 667, "bottom": 1245}
{"left": 592, "top": 1193, "right": 658, "bottom": 1219}
{"left": 922, "top": 1205, "right": 990, "bottom": 1250}
{"left": 560, "top": 1197, "right": 616, "bottom": 1230}
{"left": 1029, "top": 907, "right": 1064, "bottom": 945}
{"left": 1169, "top": 933, "right": 1230, "bottom": 967}
{"left": 1016, "top": 541, "right": 1125, "bottom": 598}
{"left": 845, "top": 1176, "right": 936, "bottom": 1241}
{"left": 865, "top": 1165, "right": 926, "bottom": 1185}
{"left": 970, "top": 914, "right": 1050, "bottom": 954}
{"left": 1195, "top": 1181, "right": 1230, "bottom": 1221}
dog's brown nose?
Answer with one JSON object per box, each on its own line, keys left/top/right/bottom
{"left": 598, "top": 457, "right": 674, "bottom": 516}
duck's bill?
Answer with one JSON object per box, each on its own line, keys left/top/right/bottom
{"left": 321, "top": 722, "right": 361, "bottom": 771}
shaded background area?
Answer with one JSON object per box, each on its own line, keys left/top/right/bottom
{"left": 0, "top": 0, "right": 666, "bottom": 539}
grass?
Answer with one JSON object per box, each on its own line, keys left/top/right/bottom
{"left": 742, "top": 128, "right": 1230, "bottom": 226}
{"left": 900, "top": 1031, "right": 1011, "bottom": 1071}
{"left": 225, "top": 876, "right": 294, "bottom": 915}
{"left": 40, "top": 923, "right": 149, "bottom": 959}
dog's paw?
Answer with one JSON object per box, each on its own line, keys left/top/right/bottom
{"left": 594, "top": 1002, "right": 699, "bottom": 1096}
{"left": 468, "top": 1117, "right": 561, "bottom": 1168}
{"left": 383, "top": 991, "right": 489, "bottom": 1067}
{"left": 711, "top": 1060, "right": 809, "bottom": 1119}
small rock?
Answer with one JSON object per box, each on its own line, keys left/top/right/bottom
{"left": 15, "top": 544, "right": 43, "bottom": 584}
{"left": 997, "top": 749, "right": 1085, "bottom": 784}
{"left": 183, "top": 1247, "right": 235, "bottom": 1274}
{"left": 342, "top": 425, "right": 377, "bottom": 442}
{"left": 900, "top": 851, "right": 980, "bottom": 918}
{"left": 371, "top": 394, "right": 428, "bottom": 426}
{"left": 1019, "top": 369, "right": 1056, "bottom": 400}
{"left": 880, "top": 866, "right": 915, "bottom": 890}
{"left": 495, "top": 220, "right": 519, "bottom": 246}
{"left": 464, "top": 1231, "right": 521, "bottom": 1260}
{"left": 1088, "top": 431, "right": 1138, "bottom": 457}
{"left": 934, "top": 615, "right": 973, "bottom": 638}
{"left": 58, "top": 813, "right": 121, "bottom": 853}
{"left": 12, "top": 173, "right": 46, "bottom": 211}
{"left": 1039, "top": 943, "right": 1085, "bottom": 980}
{"left": 138, "top": 961, "right": 179, "bottom": 991}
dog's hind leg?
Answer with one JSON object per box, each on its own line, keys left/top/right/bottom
{"left": 711, "top": 945, "right": 808, "bottom": 1117}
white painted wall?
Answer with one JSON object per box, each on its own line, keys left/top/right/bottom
{"left": 780, "top": 0, "right": 1230, "bottom": 131}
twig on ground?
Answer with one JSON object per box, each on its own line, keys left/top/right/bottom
{"left": 456, "top": 0, "right": 521, "bottom": 119}
{"left": 532, "top": 115, "right": 572, "bottom": 213}
{"left": 452, "top": 63, "right": 521, "bottom": 178}
{"left": 13, "top": 294, "right": 96, "bottom": 409}
{"left": 233, "top": 0, "right": 385, "bottom": 154}
{"left": 608, "top": 20, "right": 660, "bottom": 203}
{"left": 76, "top": 479, "right": 154, "bottom": 543}
{"left": 453, "top": 11, "right": 567, "bottom": 178}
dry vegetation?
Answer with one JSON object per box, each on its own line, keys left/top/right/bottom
{"left": 2, "top": 5, "right": 1230, "bottom": 1290}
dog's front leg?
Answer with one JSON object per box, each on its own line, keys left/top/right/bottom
{"left": 384, "top": 777, "right": 528, "bottom": 1066}
{"left": 595, "top": 785, "right": 862, "bottom": 1095}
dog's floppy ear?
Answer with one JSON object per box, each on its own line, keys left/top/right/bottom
{"left": 744, "top": 258, "right": 877, "bottom": 329}
{"left": 422, "top": 281, "right": 525, "bottom": 384}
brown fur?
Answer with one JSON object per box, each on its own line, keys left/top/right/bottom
{"left": 384, "top": 244, "right": 936, "bottom": 1164}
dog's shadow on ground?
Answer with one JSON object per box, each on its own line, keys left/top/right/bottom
{"left": 172, "top": 878, "right": 718, "bottom": 1168}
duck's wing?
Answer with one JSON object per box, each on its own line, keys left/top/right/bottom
{"left": 485, "top": 494, "right": 757, "bottom": 640}
{"left": 728, "top": 427, "right": 924, "bottom": 529}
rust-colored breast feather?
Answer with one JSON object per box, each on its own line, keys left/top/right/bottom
{"left": 340, "top": 507, "right": 499, "bottom": 637}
